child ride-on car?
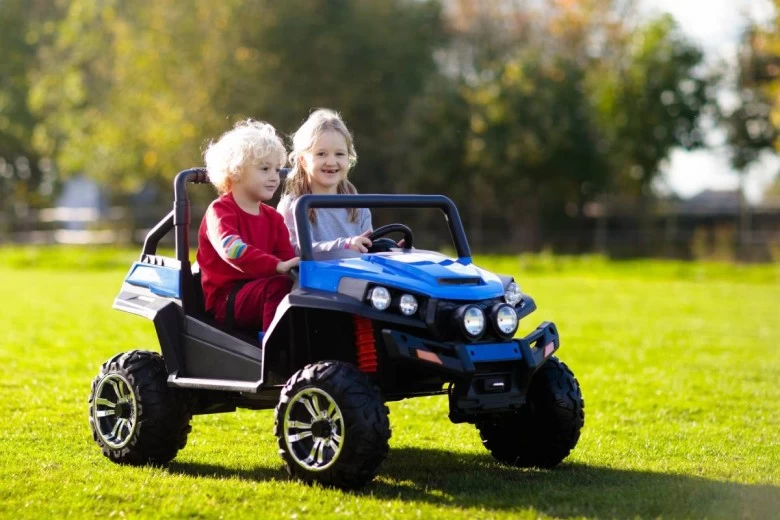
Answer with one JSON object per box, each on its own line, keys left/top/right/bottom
{"left": 88, "top": 167, "right": 584, "bottom": 489}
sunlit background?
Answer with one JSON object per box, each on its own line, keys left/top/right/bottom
{"left": 1, "top": 0, "right": 778, "bottom": 261}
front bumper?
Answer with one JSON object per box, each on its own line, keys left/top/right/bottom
{"left": 382, "top": 321, "right": 561, "bottom": 422}
{"left": 382, "top": 320, "right": 560, "bottom": 376}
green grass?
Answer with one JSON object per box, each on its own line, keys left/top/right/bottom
{"left": 0, "top": 248, "right": 778, "bottom": 518}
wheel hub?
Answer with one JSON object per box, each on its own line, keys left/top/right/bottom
{"left": 311, "top": 419, "right": 332, "bottom": 438}
{"left": 92, "top": 373, "right": 137, "bottom": 449}
{"left": 283, "top": 387, "right": 345, "bottom": 472}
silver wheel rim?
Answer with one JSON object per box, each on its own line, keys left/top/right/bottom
{"left": 283, "top": 387, "right": 345, "bottom": 472}
{"left": 92, "top": 373, "right": 138, "bottom": 449}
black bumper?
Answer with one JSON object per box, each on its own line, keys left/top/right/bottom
{"left": 382, "top": 321, "right": 560, "bottom": 376}
{"left": 382, "top": 321, "right": 561, "bottom": 422}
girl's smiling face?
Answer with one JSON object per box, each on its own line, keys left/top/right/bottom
{"left": 301, "top": 130, "right": 350, "bottom": 194}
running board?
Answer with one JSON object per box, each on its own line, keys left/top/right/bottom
{"left": 167, "top": 372, "right": 262, "bottom": 393}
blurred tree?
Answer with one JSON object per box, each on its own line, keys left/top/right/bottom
{"left": 227, "top": 0, "right": 445, "bottom": 192}
{"left": 0, "top": 0, "right": 63, "bottom": 211}
{"left": 720, "top": 4, "right": 779, "bottom": 247}
{"left": 401, "top": 1, "right": 710, "bottom": 250}
{"left": 723, "top": 25, "right": 779, "bottom": 172}
{"left": 588, "top": 14, "right": 709, "bottom": 198}
{"left": 30, "top": 0, "right": 242, "bottom": 197}
{"left": 30, "top": 0, "right": 444, "bottom": 198}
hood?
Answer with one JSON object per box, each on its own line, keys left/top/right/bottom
{"left": 300, "top": 250, "right": 505, "bottom": 301}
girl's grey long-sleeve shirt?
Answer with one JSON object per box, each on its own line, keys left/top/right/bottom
{"left": 277, "top": 194, "right": 373, "bottom": 254}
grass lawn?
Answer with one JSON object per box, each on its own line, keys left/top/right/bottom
{"left": 0, "top": 247, "right": 778, "bottom": 519}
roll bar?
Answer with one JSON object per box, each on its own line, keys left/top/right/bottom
{"left": 293, "top": 194, "right": 472, "bottom": 261}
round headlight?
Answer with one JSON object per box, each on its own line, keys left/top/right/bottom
{"left": 368, "top": 286, "right": 391, "bottom": 311}
{"left": 399, "top": 294, "right": 418, "bottom": 316}
{"left": 504, "top": 282, "right": 523, "bottom": 306}
{"left": 493, "top": 304, "right": 519, "bottom": 337}
{"left": 462, "top": 306, "right": 485, "bottom": 337}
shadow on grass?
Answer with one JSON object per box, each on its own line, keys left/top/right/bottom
{"left": 167, "top": 460, "right": 283, "bottom": 483}
{"left": 167, "top": 447, "right": 778, "bottom": 519}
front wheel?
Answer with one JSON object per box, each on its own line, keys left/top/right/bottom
{"left": 88, "top": 350, "right": 192, "bottom": 465}
{"left": 477, "top": 356, "right": 584, "bottom": 468}
{"left": 274, "top": 361, "right": 390, "bottom": 489}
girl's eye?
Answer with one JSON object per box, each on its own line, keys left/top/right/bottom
{"left": 316, "top": 152, "right": 326, "bottom": 157}
{"left": 336, "top": 152, "right": 346, "bottom": 157}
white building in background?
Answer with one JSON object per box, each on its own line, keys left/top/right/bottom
{"left": 37, "top": 175, "right": 116, "bottom": 243}
{"left": 51, "top": 175, "right": 107, "bottom": 230}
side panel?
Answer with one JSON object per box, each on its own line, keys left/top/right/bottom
{"left": 180, "top": 317, "right": 263, "bottom": 381}
{"left": 113, "top": 287, "right": 184, "bottom": 375}
{"left": 114, "top": 284, "right": 263, "bottom": 386}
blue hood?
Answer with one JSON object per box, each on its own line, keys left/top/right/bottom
{"left": 299, "top": 251, "right": 504, "bottom": 300}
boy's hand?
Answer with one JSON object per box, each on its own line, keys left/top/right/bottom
{"left": 347, "top": 230, "right": 372, "bottom": 253}
{"left": 276, "top": 256, "right": 300, "bottom": 274}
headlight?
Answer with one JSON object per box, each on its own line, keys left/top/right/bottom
{"left": 504, "top": 282, "right": 523, "bottom": 306}
{"left": 368, "top": 286, "right": 391, "bottom": 311}
{"left": 459, "top": 305, "right": 485, "bottom": 338}
{"left": 399, "top": 294, "right": 418, "bottom": 316}
{"left": 492, "top": 304, "right": 519, "bottom": 337}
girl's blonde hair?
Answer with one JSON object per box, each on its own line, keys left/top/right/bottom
{"left": 204, "top": 119, "right": 286, "bottom": 194}
{"left": 284, "top": 108, "right": 359, "bottom": 222}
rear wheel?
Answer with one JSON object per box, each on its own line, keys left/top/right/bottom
{"left": 477, "top": 356, "right": 584, "bottom": 468}
{"left": 275, "top": 361, "right": 390, "bottom": 489}
{"left": 88, "top": 350, "right": 191, "bottom": 465}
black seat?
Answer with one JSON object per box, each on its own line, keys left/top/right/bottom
{"left": 191, "top": 262, "right": 262, "bottom": 345}
{"left": 191, "top": 262, "right": 207, "bottom": 316}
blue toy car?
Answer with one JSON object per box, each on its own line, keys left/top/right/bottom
{"left": 88, "top": 168, "right": 584, "bottom": 489}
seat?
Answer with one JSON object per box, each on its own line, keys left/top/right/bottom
{"left": 191, "top": 262, "right": 207, "bottom": 317}
{"left": 191, "top": 262, "right": 263, "bottom": 345}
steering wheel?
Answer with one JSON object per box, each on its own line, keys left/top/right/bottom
{"left": 368, "top": 223, "right": 414, "bottom": 251}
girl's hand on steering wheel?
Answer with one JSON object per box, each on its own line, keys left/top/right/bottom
{"left": 347, "top": 230, "right": 372, "bottom": 253}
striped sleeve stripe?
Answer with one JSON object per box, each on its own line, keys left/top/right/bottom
{"left": 221, "top": 235, "right": 247, "bottom": 259}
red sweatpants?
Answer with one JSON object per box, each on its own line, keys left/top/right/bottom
{"left": 232, "top": 275, "right": 293, "bottom": 331}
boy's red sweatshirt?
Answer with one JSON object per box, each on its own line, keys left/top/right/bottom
{"left": 196, "top": 193, "right": 295, "bottom": 319}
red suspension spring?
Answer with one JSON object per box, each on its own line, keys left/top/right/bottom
{"left": 353, "top": 315, "right": 378, "bottom": 373}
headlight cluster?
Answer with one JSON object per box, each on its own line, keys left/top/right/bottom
{"left": 454, "top": 303, "right": 518, "bottom": 340}
{"left": 504, "top": 282, "right": 523, "bottom": 306}
{"left": 367, "top": 286, "right": 420, "bottom": 316}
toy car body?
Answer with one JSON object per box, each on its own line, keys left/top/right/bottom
{"left": 89, "top": 168, "right": 584, "bottom": 489}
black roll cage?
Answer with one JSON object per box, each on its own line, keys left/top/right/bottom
{"left": 140, "top": 167, "right": 472, "bottom": 314}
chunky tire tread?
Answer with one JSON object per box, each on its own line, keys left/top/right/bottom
{"left": 274, "top": 361, "right": 391, "bottom": 489}
{"left": 477, "top": 356, "right": 584, "bottom": 468}
{"left": 88, "top": 350, "right": 192, "bottom": 466}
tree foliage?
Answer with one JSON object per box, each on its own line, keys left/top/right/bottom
{"left": 29, "top": 0, "right": 444, "bottom": 196}
{"left": 400, "top": 1, "right": 710, "bottom": 246}
{"left": 0, "top": 0, "right": 743, "bottom": 250}
{"left": 722, "top": 1, "right": 780, "bottom": 172}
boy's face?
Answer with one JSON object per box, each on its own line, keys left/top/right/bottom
{"left": 301, "top": 130, "right": 349, "bottom": 193}
{"left": 235, "top": 158, "right": 281, "bottom": 202}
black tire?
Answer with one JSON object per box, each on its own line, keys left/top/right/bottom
{"left": 274, "top": 361, "right": 391, "bottom": 489}
{"left": 477, "top": 356, "right": 584, "bottom": 468}
{"left": 88, "top": 350, "right": 192, "bottom": 465}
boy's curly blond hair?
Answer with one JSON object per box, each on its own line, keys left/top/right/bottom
{"left": 204, "top": 120, "right": 286, "bottom": 194}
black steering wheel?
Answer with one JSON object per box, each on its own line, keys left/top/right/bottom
{"left": 368, "top": 223, "right": 414, "bottom": 252}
